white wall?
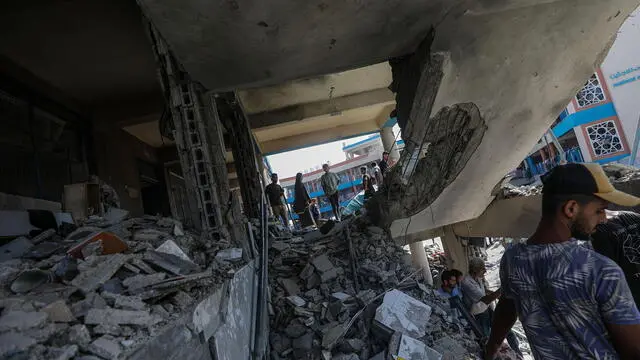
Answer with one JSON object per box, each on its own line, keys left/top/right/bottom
{"left": 600, "top": 8, "right": 640, "bottom": 164}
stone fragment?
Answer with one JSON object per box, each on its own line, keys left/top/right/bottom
{"left": 151, "top": 304, "right": 170, "bottom": 319}
{"left": 322, "top": 323, "right": 345, "bottom": 348}
{"left": 278, "top": 277, "right": 300, "bottom": 296}
{"left": 123, "top": 263, "right": 141, "bottom": 274}
{"left": 0, "top": 265, "right": 20, "bottom": 286}
{"left": 271, "top": 241, "right": 290, "bottom": 252}
{"left": 101, "top": 278, "right": 125, "bottom": 294}
{"left": 49, "top": 344, "right": 78, "bottom": 360}
{"left": 299, "top": 263, "right": 315, "bottom": 279}
{"left": 0, "top": 332, "right": 36, "bottom": 358}
{"left": 93, "top": 324, "right": 122, "bottom": 336}
{"left": 85, "top": 307, "right": 158, "bottom": 327}
{"left": 43, "top": 300, "right": 76, "bottom": 322}
{"left": 292, "top": 332, "right": 313, "bottom": 350}
{"left": 331, "top": 292, "right": 352, "bottom": 301}
{"left": 122, "top": 272, "right": 166, "bottom": 291}
{"left": 120, "top": 339, "right": 135, "bottom": 347}
{"left": 343, "top": 338, "right": 365, "bottom": 353}
{"left": 66, "top": 324, "right": 91, "bottom": 345}
{"left": 71, "top": 254, "right": 127, "bottom": 293}
{"left": 286, "top": 295, "right": 306, "bottom": 307}
{"left": 215, "top": 248, "right": 243, "bottom": 263}
{"left": 113, "top": 295, "right": 147, "bottom": 311}
{"left": 333, "top": 354, "right": 359, "bottom": 360}
{"left": 432, "top": 335, "right": 467, "bottom": 359}
{"left": 393, "top": 333, "right": 442, "bottom": 360}
{"left": 319, "top": 267, "right": 339, "bottom": 282}
{"left": 31, "top": 323, "right": 68, "bottom": 342}
{"left": 374, "top": 290, "right": 432, "bottom": 339}
{"left": 144, "top": 250, "right": 199, "bottom": 275}
{"left": 156, "top": 240, "right": 192, "bottom": 262}
{"left": 311, "top": 254, "right": 335, "bottom": 273}
{"left": 72, "top": 292, "right": 108, "bottom": 318}
{"left": 172, "top": 290, "right": 195, "bottom": 308}
{"left": 270, "top": 333, "right": 292, "bottom": 354}
{"left": 131, "top": 258, "right": 156, "bottom": 274}
{"left": 284, "top": 323, "right": 307, "bottom": 338}
{"left": 369, "top": 351, "right": 386, "bottom": 360}
{"left": 88, "top": 336, "right": 122, "bottom": 359}
{"left": 0, "top": 310, "right": 48, "bottom": 331}
{"left": 31, "top": 228, "right": 56, "bottom": 244}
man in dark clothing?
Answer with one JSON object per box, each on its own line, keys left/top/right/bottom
{"left": 265, "top": 173, "right": 288, "bottom": 226}
{"left": 592, "top": 211, "right": 640, "bottom": 308}
{"left": 379, "top": 151, "right": 390, "bottom": 175}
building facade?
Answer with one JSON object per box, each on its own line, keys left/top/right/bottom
{"left": 280, "top": 134, "right": 404, "bottom": 218}
{"left": 523, "top": 8, "right": 640, "bottom": 176}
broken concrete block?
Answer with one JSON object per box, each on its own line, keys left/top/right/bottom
{"left": 81, "top": 240, "right": 103, "bottom": 258}
{"left": 43, "top": 300, "right": 76, "bottom": 323}
{"left": 278, "top": 277, "right": 300, "bottom": 296}
{"left": 67, "top": 230, "right": 128, "bottom": 259}
{"left": 369, "top": 351, "right": 386, "bottom": 360}
{"left": 306, "top": 273, "right": 321, "bottom": 290}
{"left": 71, "top": 254, "right": 127, "bottom": 293}
{"left": 432, "top": 335, "right": 467, "bottom": 359}
{"left": 0, "top": 310, "right": 48, "bottom": 331}
{"left": 156, "top": 240, "right": 192, "bottom": 262}
{"left": 88, "top": 336, "right": 122, "bottom": 359}
{"left": 0, "top": 332, "right": 36, "bottom": 358}
{"left": 286, "top": 295, "right": 306, "bottom": 307}
{"left": 173, "top": 223, "right": 185, "bottom": 236}
{"left": 331, "top": 292, "right": 353, "bottom": 301}
{"left": 49, "top": 344, "right": 79, "bottom": 360}
{"left": 144, "top": 250, "right": 199, "bottom": 275}
{"left": 85, "top": 307, "right": 157, "bottom": 327}
{"left": 71, "top": 292, "right": 107, "bottom": 318}
{"left": 0, "top": 236, "right": 33, "bottom": 262}
{"left": 333, "top": 353, "right": 359, "bottom": 360}
{"left": 30, "top": 323, "right": 69, "bottom": 343}
{"left": 299, "top": 263, "right": 315, "bottom": 279}
{"left": 31, "top": 228, "right": 56, "bottom": 244}
{"left": 393, "top": 333, "right": 442, "bottom": 360}
{"left": 311, "top": 254, "right": 335, "bottom": 273}
{"left": 342, "top": 338, "right": 364, "bottom": 353}
{"left": 374, "top": 289, "right": 432, "bottom": 339}
{"left": 120, "top": 339, "right": 135, "bottom": 348}
{"left": 66, "top": 324, "right": 91, "bottom": 345}
{"left": 131, "top": 258, "right": 156, "bottom": 274}
{"left": 171, "top": 290, "right": 194, "bottom": 308}
{"left": 122, "top": 272, "right": 166, "bottom": 291}
{"left": 113, "top": 295, "right": 147, "bottom": 311}
{"left": 271, "top": 241, "right": 290, "bottom": 252}
{"left": 93, "top": 324, "right": 122, "bottom": 336}
{"left": 322, "top": 323, "right": 345, "bottom": 348}
{"left": 215, "top": 248, "right": 243, "bottom": 263}
{"left": 101, "top": 277, "right": 125, "bottom": 294}
{"left": 319, "top": 267, "right": 339, "bottom": 282}
{"left": 284, "top": 323, "right": 307, "bottom": 338}
{"left": 151, "top": 304, "right": 170, "bottom": 319}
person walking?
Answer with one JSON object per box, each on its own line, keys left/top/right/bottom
{"left": 320, "top": 164, "right": 341, "bottom": 221}
{"left": 591, "top": 210, "right": 640, "bottom": 308}
{"left": 379, "top": 151, "right": 391, "bottom": 175}
{"left": 264, "top": 173, "right": 288, "bottom": 227}
{"left": 461, "top": 258, "right": 521, "bottom": 357}
{"left": 369, "top": 162, "right": 383, "bottom": 186}
{"left": 485, "top": 163, "right": 640, "bottom": 360}
{"left": 292, "top": 173, "right": 314, "bottom": 228}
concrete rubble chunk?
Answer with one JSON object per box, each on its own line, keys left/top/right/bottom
{"left": 215, "top": 248, "right": 243, "bottom": 263}
{"left": 286, "top": 295, "right": 306, "bottom": 307}
{"left": 131, "top": 258, "right": 156, "bottom": 274}
{"left": 85, "top": 307, "right": 158, "bottom": 327}
{"left": 299, "top": 263, "right": 315, "bottom": 279}
{"left": 113, "top": 295, "right": 147, "bottom": 311}
{"left": 0, "top": 331, "right": 36, "bottom": 358}
{"left": 72, "top": 292, "right": 107, "bottom": 318}
{"left": 284, "top": 323, "right": 307, "bottom": 338}
{"left": 88, "top": 336, "right": 122, "bottom": 359}
{"left": 71, "top": 254, "right": 127, "bottom": 293}
{"left": 93, "top": 324, "right": 122, "bottom": 336}
{"left": 311, "top": 254, "right": 335, "bottom": 273}
{"left": 156, "top": 239, "right": 192, "bottom": 262}
{"left": 292, "top": 332, "right": 313, "bottom": 350}
{"left": 374, "top": 289, "right": 432, "bottom": 339}
{"left": 333, "top": 353, "right": 359, "bottom": 360}
{"left": 49, "top": 344, "right": 79, "bottom": 360}
{"left": 0, "top": 236, "right": 34, "bottom": 262}
{"left": 319, "top": 267, "right": 339, "bottom": 282}
{"left": 322, "top": 323, "right": 345, "bottom": 349}
{"left": 271, "top": 241, "right": 290, "bottom": 252}
{"left": 122, "top": 272, "right": 167, "bottom": 291}
{"left": 369, "top": 351, "right": 386, "bottom": 360}
{"left": 279, "top": 277, "right": 300, "bottom": 296}
{"left": 394, "top": 333, "right": 442, "bottom": 360}
{"left": 66, "top": 324, "right": 91, "bottom": 345}
{"left": 42, "top": 300, "right": 76, "bottom": 322}
{"left": 144, "top": 250, "right": 199, "bottom": 275}
{"left": 0, "top": 310, "right": 48, "bottom": 331}
{"left": 31, "top": 228, "right": 56, "bottom": 244}
{"left": 171, "top": 290, "right": 194, "bottom": 308}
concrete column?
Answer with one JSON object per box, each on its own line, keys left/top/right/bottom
{"left": 380, "top": 127, "right": 400, "bottom": 162}
{"left": 409, "top": 241, "right": 433, "bottom": 286}
{"left": 441, "top": 227, "right": 469, "bottom": 274}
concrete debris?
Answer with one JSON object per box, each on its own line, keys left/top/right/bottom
{"left": 0, "top": 212, "right": 247, "bottom": 359}
{"left": 267, "top": 216, "right": 481, "bottom": 359}
{"left": 42, "top": 300, "right": 76, "bottom": 322}
{"left": 0, "top": 331, "right": 37, "bottom": 358}
{"left": 215, "top": 247, "right": 243, "bottom": 263}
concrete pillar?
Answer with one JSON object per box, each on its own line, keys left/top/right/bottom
{"left": 441, "top": 226, "right": 469, "bottom": 274}
{"left": 409, "top": 241, "right": 433, "bottom": 286}
{"left": 380, "top": 127, "right": 400, "bottom": 162}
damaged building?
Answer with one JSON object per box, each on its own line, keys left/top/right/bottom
{"left": 1, "top": 0, "right": 640, "bottom": 359}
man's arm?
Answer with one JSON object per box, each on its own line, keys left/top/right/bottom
{"left": 484, "top": 297, "right": 518, "bottom": 359}
{"left": 480, "top": 288, "right": 502, "bottom": 305}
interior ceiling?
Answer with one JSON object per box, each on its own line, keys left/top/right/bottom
{"left": 0, "top": 0, "right": 161, "bottom": 106}
{"left": 238, "top": 62, "right": 392, "bottom": 114}
{"left": 123, "top": 121, "right": 173, "bottom": 148}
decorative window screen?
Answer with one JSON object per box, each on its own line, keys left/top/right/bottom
{"left": 585, "top": 120, "right": 624, "bottom": 157}
{"left": 576, "top": 74, "right": 606, "bottom": 108}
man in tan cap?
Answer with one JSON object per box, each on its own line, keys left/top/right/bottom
{"left": 485, "top": 163, "right": 640, "bottom": 360}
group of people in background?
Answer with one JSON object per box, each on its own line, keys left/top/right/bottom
{"left": 438, "top": 163, "right": 640, "bottom": 359}
{"left": 264, "top": 151, "right": 395, "bottom": 228}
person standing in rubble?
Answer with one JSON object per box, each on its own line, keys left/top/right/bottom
{"left": 320, "top": 164, "right": 341, "bottom": 221}
{"left": 485, "top": 163, "right": 640, "bottom": 360}
{"left": 379, "top": 151, "right": 392, "bottom": 176}
{"left": 591, "top": 210, "right": 640, "bottom": 308}
{"left": 360, "top": 166, "right": 375, "bottom": 200}
{"left": 461, "top": 258, "right": 521, "bottom": 357}
{"left": 265, "top": 173, "right": 288, "bottom": 227}
{"left": 293, "top": 173, "right": 314, "bottom": 228}
{"left": 369, "top": 162, "right": 384, "bottom": 186}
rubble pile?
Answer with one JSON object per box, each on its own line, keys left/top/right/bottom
{"left": 0, "top": 213, "right": 246, "bottom": 359}
{"left": 268, "top": 217, "right": 482, "bottom": 360}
